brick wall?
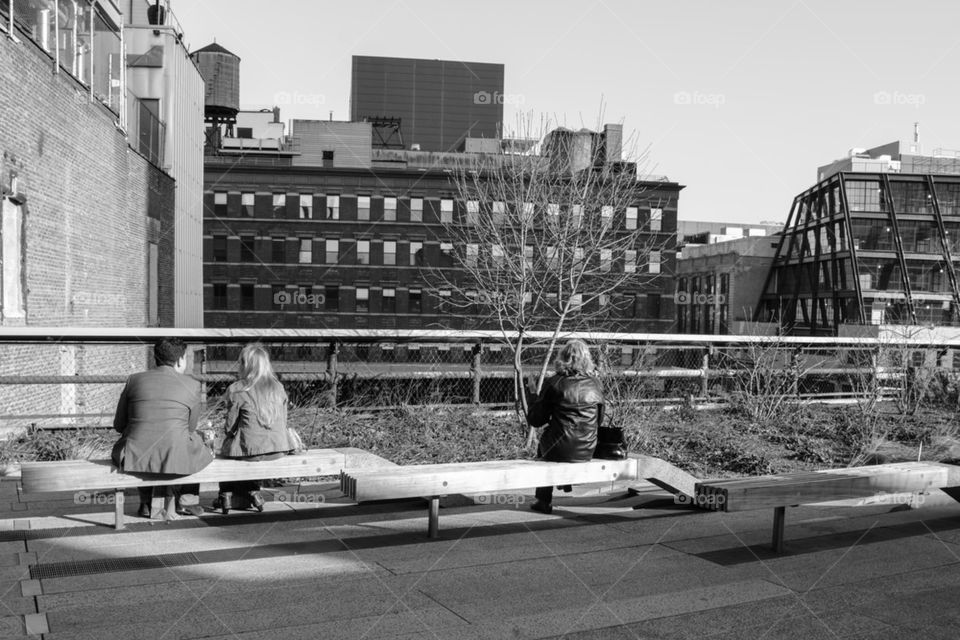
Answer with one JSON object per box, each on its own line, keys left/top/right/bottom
{"left": 0, "top": 33, "right": 176, "bottom": 430}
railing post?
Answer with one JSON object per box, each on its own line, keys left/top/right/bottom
{"left": 791, "top": 347, "right": 801, "bottom": 398}
{"left": 471, "top": 343, "right": 482, "bottom": 404}
{"left": 701, "top": 347, "right": 711, "bottom": 398}
{"left": 327, "top": 341, "right": 339, "bottom": 409}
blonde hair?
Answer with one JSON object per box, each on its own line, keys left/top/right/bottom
{"left": 553, "top": 339, "right": 595, "bottom": 376}
{"left": 236, "top": 343, "right": 287, "bottom": 427}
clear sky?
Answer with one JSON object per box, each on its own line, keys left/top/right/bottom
{"left": 171, "top": 0, "right": 960, "bottom": 226}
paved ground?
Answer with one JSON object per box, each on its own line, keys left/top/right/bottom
{"left": 1, "top": 474, "right": 959, "bottom": 639}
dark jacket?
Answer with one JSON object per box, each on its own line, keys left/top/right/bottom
{"left": 526, "top": 372, "right": 604, "bottom": 462}
{"left": 111, "top": 366, "right": 214, "bottom": 475}
{"left": 220, "top": 381, "right": 294, "bottom": 459}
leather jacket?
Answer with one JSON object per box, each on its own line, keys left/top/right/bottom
{"left": 526, "top": 372, "right": 604, "bottom": 462}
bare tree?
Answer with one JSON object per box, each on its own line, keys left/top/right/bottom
{"left": 427, "top": 119, "right": 672, "bottom": 445}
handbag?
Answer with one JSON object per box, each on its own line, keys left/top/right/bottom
{"left": 594, "top": 426, "right": 627, "bottom": 460}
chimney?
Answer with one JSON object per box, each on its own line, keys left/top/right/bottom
{"left": 603, "top": 124, "right": 622, "bottom": 164}
{"left": 272, "top": 106, "right": 280, "bottom": 123}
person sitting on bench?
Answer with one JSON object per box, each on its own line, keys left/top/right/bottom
{"left": 111, "top": 338, "right": 214, "bottom": 520}
{"left": 213, "top": 343, "right": 297, "bottom": 514}
{"left": 525, "top": 339, "right": 605, "bottom": 515}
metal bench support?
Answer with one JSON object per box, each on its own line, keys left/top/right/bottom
{"left": 114, "top": 489, "right": 125, "bottom": 530}
{"left": 427, "top": 497, "right": 440, "bottom": 539}
{"left": 772, "top": 506, "right": 785, "bottom": 553}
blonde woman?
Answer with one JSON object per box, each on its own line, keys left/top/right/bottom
{"left": 525, "top": 339, "right": 604, "bottom": 514}
{"left": 213, "top": 343, "right": 296, "bottom": 514}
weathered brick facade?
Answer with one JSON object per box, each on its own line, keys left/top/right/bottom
{"left": 0, "top": 30, "right": 176, "bottom": 429}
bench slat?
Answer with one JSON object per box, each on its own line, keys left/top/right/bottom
{"left": 695, "top": 463, "right": 952, "bottom": 512}
{"left": 20, "top": 448, "right": 394, "bottom": 493}
{"left": 341, "top": 458, "right": 637, "bottom": 502}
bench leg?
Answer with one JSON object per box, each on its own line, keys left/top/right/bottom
{"left": 114, "top": 489, "right": 125, "bottom": 531}
{"left": 771, "top": 506, "right": 785, "bottom": 553}
{"left": 427, "top": 497, "right": 440, "bottom": 539}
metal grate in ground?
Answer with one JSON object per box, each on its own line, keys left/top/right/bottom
{"left": 29, "top": 551, "right": 200, "bottom": 579}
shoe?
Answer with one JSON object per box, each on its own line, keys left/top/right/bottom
{"left": 530, "top": 500, "right": 553, "bottom": 515}
{"left": 137, "top": 503, "right": 152, "bottom": 519}
{"left": 176, "top": 504, "right": 204, "bottom": 517}
{"left": 213, "top": 492, "right": 231, "bottom": 516}
{"left": 249, "top": 491, "right": 265, "bottom": 512}
{"left": 557, "top": 485, "right": 573, "bottom": 493}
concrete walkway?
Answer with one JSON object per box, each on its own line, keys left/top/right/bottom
{"left": 1, "top": 475, "right": 959, "bottom": 639}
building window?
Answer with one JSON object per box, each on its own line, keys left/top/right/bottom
{"left": 845, "top": 180, "right": 885, "bottom": 212}
{"left": 410, "top": 198, "right": 423, "bottom": 222}
{"left": 214, "top": 192, "right": 227, "bottom": 216}
{"left": 570, "top": 293, "right": 583, "bottom": 312}
{"left": 626, "top": 207, "right": 638, "bottom": 230}
{"left": 409, "top": 289, "right": 422, "bottom": 313}
{"left": 383, "top": 240, "right": 397, "bottom": 265}
{"left": 325, "top": 239, "right": 339, "bottom": 264}
{"left": 384, "top": 197, "right": 397, "bottom": 221}
{"left": 299, "top": 238, "right": 312, "bottom": 264}
{"left": 491, "top": 244, "right": 505, "bottom": 266}
{"left": 440, "top": 198, "right": 453, "bottom": 223}
{"left": 648, "top": 250, "right": 661, "bottom": 274}
{"left": 547, "top": 203, "right": 560, "bottom": 218}
{"left": 650, "top": 208, "right": 662, "bottom": 232}
{"left": 299, "top": 194, "right": 312, "bottom": 219}
{"left": 213, "top": 235, "right": 227, "bottom": 262}
{"left": 600, "top": 249, "right": 612, "bottom": 272}
{"left": 410, "top": 241, "right": 424, "bottom": 266}
{"left": 438, "top": 289, "right": 451, "bottom": 312}
{"left": 357, "top": 196, "right": 371, "bottom": 221}
{"left": 272, "top": 194, "right": 286, "bottom": 217}
{"left": 326, "top": 195, "right": 340, "bottom": 220}
{"left": 240, "top": 234, "right": 255, "bottom": 262}
{"left": 466, "top": 243, "right": 478, "bottom": 268}
{"left": 492, "top": 201, "right": 506, "bottom": 225}
{"left": 325, "top": 285, "right": 339, "bottom": 312}
{"left": 524, "top": 245, "right": 534, "bottom": 269}
{"left": 625, "top": 249, "right": 637, "bottom": 273}
{"left": 356, "top": 240, "right": 370, "bottom": 265}
{"left": 382, "top": 288, "right": 396, "bottom": 313}
{"left": 440, "top": 242, "right": 454, "bottom": 267}
{"left": 356, "top": 287, "right": 369, "bottom": 313}
{"left": 213, "top": 283, "right": 227, "bottom": 309}
{"left": 240, "top": 283, "right": 255, "bottom": 310}
{"left": 467, "top": 200, "right": 479, "bottom": 225}
{"left": 601, "top": 205, "right": 613, "bottom": 228}
{"left": 272, "top": 237, "right": 286, "bottom": 263}
{"left": 241, "top": 193, "right": 255, "bottom": 217}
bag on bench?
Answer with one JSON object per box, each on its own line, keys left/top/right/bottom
{"left": 593, "top": 426, "right": 626, "bottom": 460}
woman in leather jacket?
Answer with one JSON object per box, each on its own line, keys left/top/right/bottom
{"left": 526, "top": 339, "right": 604, "bottom": 514}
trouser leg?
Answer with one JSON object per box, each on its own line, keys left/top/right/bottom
{"left": 137, "top": 487, "right": 153, "bottom": 506}
{"left": 535, "top": 485, "right": 554, "bottom": 505}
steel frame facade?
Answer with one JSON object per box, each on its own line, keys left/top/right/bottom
{"left": 758, "top": 172, "right": 960, "bottom": 335}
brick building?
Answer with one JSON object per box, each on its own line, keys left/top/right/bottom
{"left": 202, "top": 117, "right": 681, "bottom": 332}
{"left": 0, "top": 0, "right": 185, "bottom": 427}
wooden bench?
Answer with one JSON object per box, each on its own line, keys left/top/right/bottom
{"left": 694, "top": 461, "right": 960, "bottom": 552}
{"left": 20, "top": 447, "right": 396, "bottom": 529}
{"left": 340, "top": 456, "right": 645, "bottom": 538}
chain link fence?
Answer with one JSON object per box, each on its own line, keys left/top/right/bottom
{"left": 2, "top": 331, "right": 960, "bottom": 433}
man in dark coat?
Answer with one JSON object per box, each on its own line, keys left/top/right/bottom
{"left": 112, "top": 338, "right": 213, "bottom": 519}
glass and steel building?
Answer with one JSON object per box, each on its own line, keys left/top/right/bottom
{"left": 758, "top": 142, "right": 960, "bottom": 334}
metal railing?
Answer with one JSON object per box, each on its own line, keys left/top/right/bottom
{"left": 0, "top": 327, "right": 958, "bottom": 431}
